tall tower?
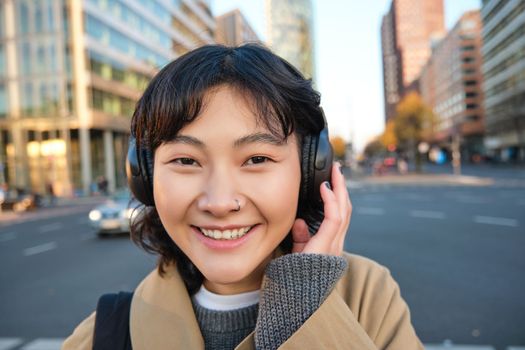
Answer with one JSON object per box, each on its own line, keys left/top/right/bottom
{"left": 266, "top": 0, "right": 315, "bottom": 79}
{"left": 216, "top": 9, "right": 260, "bottom": 46}
{"left": 381, "top": 0, "right": 445, "bottom": 122}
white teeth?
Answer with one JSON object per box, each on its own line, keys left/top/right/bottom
{"left": 199, "top": 226, "right": 253, "bottom": 240}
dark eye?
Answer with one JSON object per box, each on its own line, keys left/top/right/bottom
{"left": 246, "top": 156, "right": 270, "bottom": 165}
{"left": 174, "top": 157, "right": 197, "bottom": 166}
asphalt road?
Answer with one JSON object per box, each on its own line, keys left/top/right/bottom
{"left": 347, "top": 183, "right": 525, "bottom": 350}
{"left": 0, "top": 176, "right": 524, "bottom": 349}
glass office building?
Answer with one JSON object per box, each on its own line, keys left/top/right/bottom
{"left": 266, "top": 0, "right": 315, "bottom": 79}
{"left": 0, "top": 0, "right": 215, "bottom": 196}
{"left": 481, "top": 0, "right": 525, "bottom": 162}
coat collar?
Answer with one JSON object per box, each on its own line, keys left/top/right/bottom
{"left": 129, "top": 264, "right": 205, "bottom": 349}
{"left": 128, "top": 249, "right": 285, "bottom": 349}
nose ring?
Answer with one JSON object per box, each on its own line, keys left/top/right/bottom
{"left": 234, "top": 199, "right": 241, "bottom": 211}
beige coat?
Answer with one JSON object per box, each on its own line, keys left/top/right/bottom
{"left": 62, "top": 253, "right": 424, "bottom": 349}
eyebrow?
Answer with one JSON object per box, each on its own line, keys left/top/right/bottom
{"left": 168, "top": 132, "right": 286, "bottom": 149}
{"left": 233, "top": 132, "right": 286, "bottom": 147}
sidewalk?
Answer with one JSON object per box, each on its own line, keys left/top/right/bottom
{"left": 0, "top": 196, "right": 107, "bottom": 225}
{"left": 346, "top": 172, "right": 495, "bottom": 188}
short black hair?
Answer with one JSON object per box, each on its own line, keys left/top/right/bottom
{"left": 130, "top": 44, "right": 324, "bottom": 294}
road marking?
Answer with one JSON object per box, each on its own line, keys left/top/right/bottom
{"left": 38, "top": 222, "right": 63, "bottom": 233}
{"left": 362, "top": 194, "right": 386, "bottom": 201}
{"left": 356, "top": 207, "right": 385, "bottom": 215}
{"left": 0, "top": 338, "right": 23, "bottom": 350}
{"left": 399, "top": 193, "right": 430, "bottom": 201}
{"left": 20, "top": 338, "right": 64, "bottom": 350}
{"left": 456, "top": 196, "right": 489, "bottom": 204}
{"left": 410, "top": 210, "right": 446, "bottom": 219}
{"left": 425, "top": 345, "right": 494, "bottom": 350}
{"left": 23, "top": 242, "right": 57, "bottom": 256}
{"left": 0, "top": 232, "right": 17, "bottom": 243}
{"left": 474, "top": 216, "right": 518, "bottom": 227}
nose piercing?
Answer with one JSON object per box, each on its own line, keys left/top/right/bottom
{"left": 234, "top": 199, "right": 241, "bottom": 211}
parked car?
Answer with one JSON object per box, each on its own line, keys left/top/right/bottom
{"left": 88, "top": 191, "right": 141, "bottom": 236}
{"left": 0, "top": 191, "right": 42, "bottom": 212}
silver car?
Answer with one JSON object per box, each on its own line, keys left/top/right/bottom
{"left": 88, "top": 191, "right": 141, "bottom": 236}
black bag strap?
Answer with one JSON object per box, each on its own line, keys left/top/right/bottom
{"left": 93, "top": 292, "right": 134, "bottom": 350}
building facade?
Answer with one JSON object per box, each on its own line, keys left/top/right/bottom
{"left": 481, "top": 0, "right": 525, "bottom": 162}
{"left": 0, "top": 0, "right": 215, "bottom": 196}
{"left": 215, "top": 9, "right": 259, "bottom": 46}
{"left": 266, "top": 0, "right": 315, "bottom": 79}
{"left": 419, "top": 11, "right": 485, "bottom": 162}
{"left": 381, "top": 0, "right": 445, "bottom": 122}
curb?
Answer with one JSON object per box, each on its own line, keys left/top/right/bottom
{"left": 347, "top": 174, "right": 494, "bottom": 187}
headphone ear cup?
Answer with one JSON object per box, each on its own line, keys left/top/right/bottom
{"left": 126, "top": 137, "right": 155, "bottom": 206}
{"left": 298, "top": 128, "right": 334, "bottom": 234}
{"left": 299, "top": 134, "right": 316, "bottom": 204}
{"left": 312, "top": 128, "right": 333, "bottom": 201}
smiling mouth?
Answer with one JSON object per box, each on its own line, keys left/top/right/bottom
{"left": 194, "top": 225, "right": 256, "bottom": 240}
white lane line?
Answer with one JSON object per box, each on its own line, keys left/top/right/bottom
{"left": 20, "top": 338, "right": 64, "bottom": 350}
{"left": 425, "top": 345, "right": 494, "bottom": 350}
{"left": 38, "top": 222, "right": 63, "bottom": 233}
{"left": 410, "top": 210, "right": 446, "bottom": 219}
{"left": 362, "top": 194, "right": 386, "bottom": 201}
{"left": 0, "top": 338, "right": 23, "bottom": 350}
{"left": 456, "top": 196, "right": 489, "bottom": 204}
{"left": 399, "top": 193, "right": 430, "bottom": 201}
{"left": 23, "top": 242, "right": 57, "bottom": 256}
{"left": 474, "top": 215, "right": 519, "bottom": 227}
{"left": 356, "top": 207, "right": 385, "bottom": 215}
{"left": 0, "top": 232, "right": 17, "bottom": 243}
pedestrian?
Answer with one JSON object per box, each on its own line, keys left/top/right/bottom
{"left": 97, "top": 176, "right": 108, "bottom": 195}
{"left": 46, "top": 182, "right": 55, "bottom": 206}
{"left": 63, "top": 44, "right": 423, "bottom": 349}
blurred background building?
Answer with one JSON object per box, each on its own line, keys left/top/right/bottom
{"left": 265, "top": 0, "right": 315, "bottom": 79}
{"left": 379, "top": 0, "right": 525, "bottom": 165}
{"left": 481, "top": 0, "right": 525, "bottom": 162}
{"left": 419, "top": 11, "right": 485, "bottom": 163}
{"left": 381, "top": 0, "right": 445, "bottom": 122}
{"left": 0, "top": 0, "right": 215, "bottom": 196}
{"left": 215, "top": 9, "right": 259, "bottom": 46}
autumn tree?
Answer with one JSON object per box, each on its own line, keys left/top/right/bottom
{"left": 380, "top": 119, "right": 398, "bottom": 151}
{"left": 363, "top": 138, "right": 385, "bottom": 159}
{"left": 330, "top": 136, "right": 346, "bottom": 161}
{"left": 393, "top": 92, "right": 434, "bottom": 172}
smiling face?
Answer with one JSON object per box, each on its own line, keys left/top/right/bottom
{"left": 153, "top": 85, "right": 301, "bottom": 295}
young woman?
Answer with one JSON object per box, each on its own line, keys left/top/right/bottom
{"left": 63, "top": 44, "right": 423, "bottom": 350}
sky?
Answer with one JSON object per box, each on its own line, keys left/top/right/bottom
{"left": 211, "top": 0, "right": 481, "bottom": 152}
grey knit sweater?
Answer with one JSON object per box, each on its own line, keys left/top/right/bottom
{"left": 192, "top": 253, "right": 348, "bottom": 350}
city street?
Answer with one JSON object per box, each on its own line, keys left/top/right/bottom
{"left": 0, "top": 169, "right": 524, "bottom": 350}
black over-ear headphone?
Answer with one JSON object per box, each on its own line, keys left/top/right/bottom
{"left": 126, "top": 109, "right": 333, "bottom": 232}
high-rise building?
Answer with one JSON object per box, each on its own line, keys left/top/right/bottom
{"left": 381, "top": 0, "right": 445, "bottom": 122}
{"left": 0, "top": 0, "right": 215, "bottom": 196}
{"left": 381, "top": 9, "right": 403, "bottom": 124}
{"left": 481, "top": 0, "right": 525, "bottom": 162}
{"left": 266, "top": 0, "right": 315, "bottom": 79}
{"left": 216, "top": 9, "right": 259, "bottom": 46}
{"left": 419, "top": 11, "right": 485, "bottom": 162}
